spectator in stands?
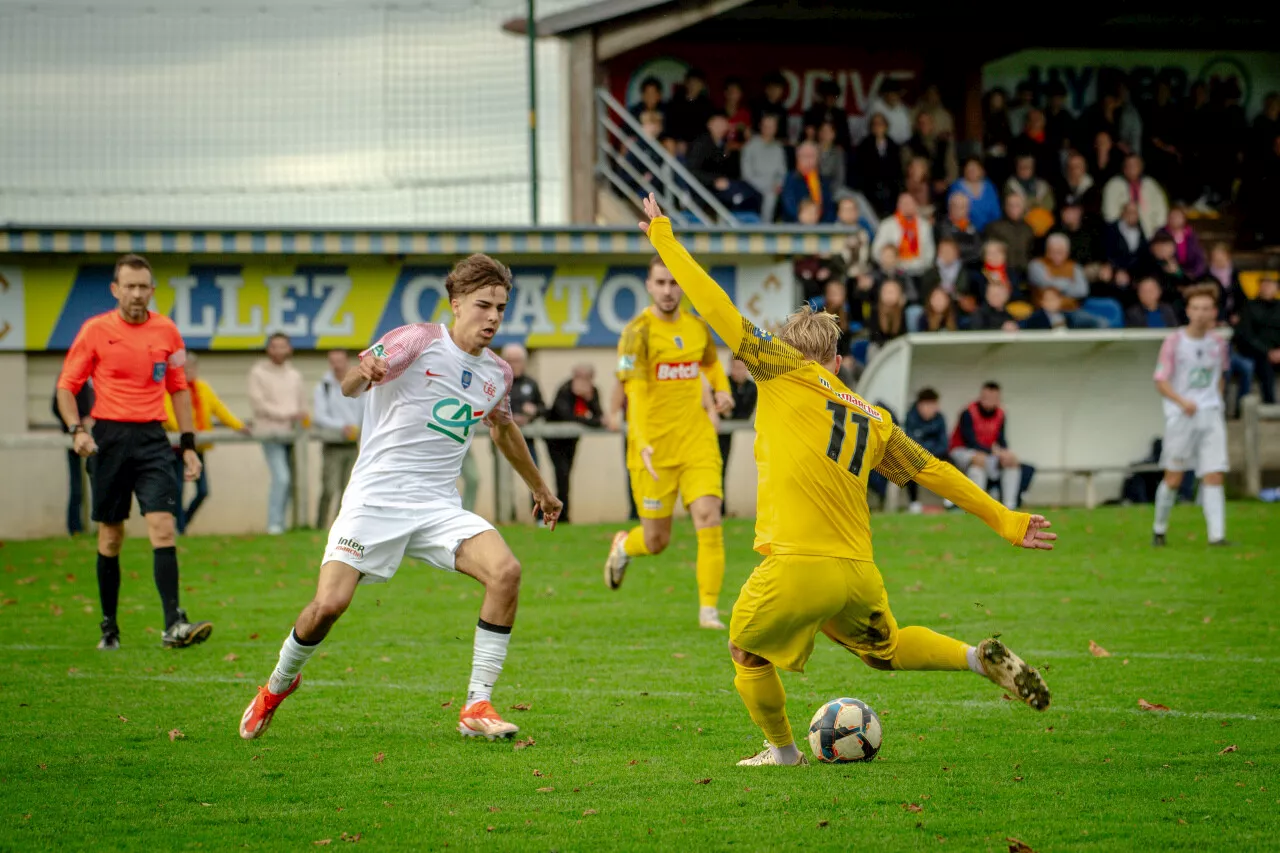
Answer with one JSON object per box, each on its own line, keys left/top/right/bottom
{"left": 1050, "top": 200, "right": 1107, "bottom": 285}
{"left": 753, "top": 71, "right": 789, "bottom": 137}
{"left": 1081, "top": 90, "right": 1121, "bottom": 152}
{"left": 796, "top": 198, "right": 821, "bottom": 226}
{"left": 1044, "top": 81, "right": 1077, "bottom": 155}
{"left": 980, "top": 238, "right": 1022, "bottom": 295}
{"left": 904, "top": 387, "right": 949, "bottom": 513}
{"left": 1237, "top": 274, "right": 1280, "bottom": 404}
{"left": 866, "top": 279, "right": 908, "bottom": 362}
{"left": 1006, "top": 81, "right": 1037, "bottom": 137}
{"left": 1102, "top": 154, "right": 1168, "bottom": 238}
{"left": 923, "top": 237, "right": 981, "bottom": 313}
{"left": 623, "top": 110, "right": 666, "bottom": 199}
{"left": 53, "top": 378, "right": 93, "bottom": 536}
{"left": 1240, "top": 134, "right": 1280, "bottom": 248}
{"left": 1104, "top": 201, "right": 1150, "bottom": 289}
{"left": 1148, "top": 233, "right": 1187, "bottom": 304}
{"left": 1060, "top": 152, "right": 1099, "bottom": 216}
{"left": 1206, "top": 79, "right": 1248, "bottom": 209}
{"left": 1206, "top": 243, "right": 1248, "bottom": 324}
{"left": 803, "top": 79, "right": 853, "bottom": 152}
{"left": 1183, "top": 81, "right": 1213, "bottom": 210}
{"left": 1028, "top": 233, "right": 1106, "bottom": 327}
{"left": 903, "top": 111, "right": 957, "bottom": 199}
{"left": 666, "top": 68, "right": 713, "bottom": 148}
{"left": 1004, "top": 154, "right": 1056, "bottom": 237}
{"left": 781, "top": 142, "right": 835, "bottom": 223}
{"left": 312, "top": 349, "right": 364, "bottom": 530}
{"left": 867, "top": 78, "right": 913, "bottom": 144}
{"left": 914, "top": 83, "right": 955, "bottom": 140}
{"left": 934, "top": 191, "right": 983, "bottom": 267}
{"left": 1251, "top": 92, "right": 1280, "bottom": 165}
{"left": 248, "top": 333, "right": 306, "bottom": 535}
{"left": 1012, "top": 109, "right": 1057, "bottom": 183}
{"left": 916, "top": 285, "right": 959, "bottom": 332}
{"left": 872, "top": 193, "right": 935, "bottom": 280}
{"left": 501, "top": 343, "right": 545, "bottom": 463}
{"left": 853, "top": 112, "right": 903, "bottom": 218}
{"left": 545, "top": 363, "right": 602, "bottom": 525}
{"left": 740, "top": 113, "right": 788, "bottom": 222}
{"left": 1155, "top": 205, "right": 1206, "bottom": 280}
{"left": 1089, "top": 130, "right": 1123, "bottom": 184}
{"left": 903, "top": 157, "right": 934, "bottom": 218}
{"left": 687, "top": 112, "right": 763, "bottom": 214}
{"left": 948, "top": 157, "right": 1002, "bottom": 232}
{"left": 1115, "top": 80, "right": 1143, "bottom": 156}
{"left": 982, "top": 88, "right": 1014, "bottom": 185}
{"left": 629, "top": 76, "right": 666, "bottom": 124}
{"left": 1125, "top": 276, "right": 1179, "bottom": 328}
{"left": 162, "top": 353, "right": 247, "bottom": 535}
{"left": 718, "top": 358, "right": 758, "bottom": 493}
{"left": 721, "top": 77, "right": 752, "bottom": 149}
{"left": 968, "top": 274, "right": 1020, "bottom": 332}
{"left": 984, "top": 193, "right": 1035, "bottom": 278}
{"left": 1020, "top": 286, "right": 1082, "bottom": 330}
{"left": 869, "top": 244, "right": 916, "bottom": 301}
{"left": 949, "top": 381, "right": 1027, "bottom": 509}
{"left": 808, "top": 279, "right": 856, "bottom": 358}
{"left": 794, "top": 233, "right": 840, "bottom": 298}
{"left": 835, "top": 195, "right": 872, "bottom": 280}
{"left": 1145, "top": 80, "right": 1185, "bottom": 192}
{"left": 817, "top": 119, "right": 847, "bottom": 191}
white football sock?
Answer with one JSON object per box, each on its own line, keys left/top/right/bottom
{"left": 966, "top": 464, "right": 988, "bottom": 491}
{"left": 1202, "top": 484, "right": 1226, "bottom": 542}
{"left": 1153, "top": 481, "right": 1176, "bottom": 535}
{"left": 269, "top": 629, "right": 319, "bottom": 694}
{"left": 770, "top": 742, "right": 803, "bottom": 764}
{"left": 466, "top": 620, "right": 512, "bottom": 708}
{"left": 1000, "top": 465, "right": 1022, "bottom": 510}
{"left": 965, "top": 645, "right": 985, "bottom": 675}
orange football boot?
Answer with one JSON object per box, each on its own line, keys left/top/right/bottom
{"left": 239, "top": 675, "right": 301, "bottom": 740}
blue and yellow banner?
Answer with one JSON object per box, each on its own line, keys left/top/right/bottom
{"left": 0, "top": 260, "right": 794, "bottom": 352}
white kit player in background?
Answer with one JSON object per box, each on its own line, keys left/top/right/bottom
{"left": 239, "top": 253, "right": 563, "bottom": 742}
{"left": 1151, "top": 284, "right": 1231, "bottom": 548}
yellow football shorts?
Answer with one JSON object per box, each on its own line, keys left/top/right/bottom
{"left": 629, "top": 461, "right": 723, "bottom": 519}
{"left": 728, "top": 555, "right": 899, "bottom": 673}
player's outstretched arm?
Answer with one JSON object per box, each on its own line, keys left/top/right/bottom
{"left": 490, "top": 419, "right": 563, "bottom": 530}
{"left": 876, "top": 427, "right": 1056, "bottom": 551}
{"left": 639, "top": 194, "right": 745, "bottom": 353}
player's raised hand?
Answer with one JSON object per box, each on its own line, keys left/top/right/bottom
{"left": 359, "top": 354, "right": 388, "bottom": 386}
{"left": 640, "top": 445, "right": 658, "bottom": 482}
{"left": 1019, "top": 515, "right": 1057, "bottom": 551}
{"left": 637, "top": 193, "right": 665, "bottom": 235}
{"left": 531, "top": 487, "right": 563, "bottom": 532}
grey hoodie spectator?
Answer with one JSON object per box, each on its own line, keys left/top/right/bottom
{"left": 740, "top": 113, "right": 788, "bottom": 222}
{"left": 501, "top": 343, "right": 545, "bottom": 462}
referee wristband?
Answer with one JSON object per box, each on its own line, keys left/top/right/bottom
{"left": 180, "top": 432, "right": 197, "bottom": 453}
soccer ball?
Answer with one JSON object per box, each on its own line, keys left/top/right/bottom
{"left": 807, "top": 697, "right": 882, "bottom": 763}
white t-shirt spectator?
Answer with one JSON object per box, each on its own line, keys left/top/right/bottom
{"left": 1101, "top": 175, "right": 1169, "bottom": 238}
{"left": 867, "top": 97, "right": 913, "bottom": 145}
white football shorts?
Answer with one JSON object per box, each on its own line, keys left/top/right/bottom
{"left": 1161, "top": 407, "right": 1229, "bottom": 477}
{"left": 322, "top": 502, "right": 495, "bottom": 583}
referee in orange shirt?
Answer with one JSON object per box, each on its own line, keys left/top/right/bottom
{"left": 56, "top": 254, "right": 213, "bottom": 651}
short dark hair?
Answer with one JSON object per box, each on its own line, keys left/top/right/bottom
{"left": 1184, "top": 283, "right": 1220, "bottom": 306}
{"left": 916, "top": 387, "right": 940, "bottom": 403}
{"left": 763, "top": 70, "right": 786, "bottom": 88}
{"left": 113, "top": 253, "right": 152, "bottom": 281}
{"left": 445, "top": 253, "right": 513, "bottom": 299}
{"left": 267, "top": 332, "right": 291, "bottom": 346}
{"left": 982, "top": 381, "right": 1001, "bottom": 392}
{"left": 685, "top": 67, "right": 706, "bottom": 82}
{"left": 640, "top": 76, "right": 662, "bottom": 92}
{"left": 1150, "top": 233, "right": 1175, "bottom": 247}
{"left": 647, "top": 254, "right": 668, "bottom": 274}
{"left": 724, "top": 76, "right": 743, "bottom": 89}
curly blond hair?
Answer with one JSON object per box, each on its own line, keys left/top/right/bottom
{"left": 779, "top": 304, "right": 842, "bottom": 364}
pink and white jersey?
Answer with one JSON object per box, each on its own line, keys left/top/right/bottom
{"left": 1153, "top": 328, "right": 1229, "bottom": 419}
{"left": 341, "top": 323, "right": 513, "bottom": 510}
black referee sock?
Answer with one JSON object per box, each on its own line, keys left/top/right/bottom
{"left": 96, "top": 553, "right": 121, "bottom": 624}
{"left": 153, "top": 546, "right": 181, "bottom": 630}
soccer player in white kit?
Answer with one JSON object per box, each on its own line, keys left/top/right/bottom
{"left": 239, "top": 253, "right": 563, "bottom": 741}
{"left": 1151, "top": 284, "right": 1231, "bottom": 547}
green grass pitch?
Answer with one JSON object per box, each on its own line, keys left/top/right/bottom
{"left": 1, "top": 504, "right": 1277, "bottom": 851}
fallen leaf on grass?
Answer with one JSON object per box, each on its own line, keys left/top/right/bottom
{"left": 582, "top": 809, "right": 598, "bottom": 816}
{"left": 672, "top": 653, "right": 686, "bottom": 659}
{"left": 901, "top": 803, "right": 923, "bottom": 813}
{"left": 1088, "top": 640, "right": 1111, "bottom": 657}
{"left": 1178, "top": 819, "right": 1187, "bottom": 825}
{"left": 627, "top": 759, "right": 639, "bottom": 766}
{"left": 249, "top": 633, "right": 259, "bottom": 640}
{"left": 50, "top": 604, "right": 63, "bottom": 617}
{"left": 38, "top": 764, "right": 47, "bottom": 770}
{"left": 374, "top": 752, "right": 385, "bottom": 764}
{"left": 695, "top": 778, "right": 711, "bottom": 785}
{"left": 440, "top": 700, "right": 451, "bottom": 708}
{"left": 1001, "top": 694, "right": 1014, "bottom": 701}
{"left": 1138, "top": 699, "right": 1171, "bottom": 712}
{"left": 1014, "top": 776, "right": 1024, "bottom": 782}
{"left": 1, "top": 599, "right": 18, "bottom": 606}
{"left": 532, "top": 769, "right": 543, "bottom": 777}
{"left": 817, "top": 820, "right": 829, "bottom": 828}
{"left": 66, "top": 573, "right": 76, "bottom": 583}
{"left": 339, "top": 832, "right": 361, "bottom": 843}
{"left": 486, "top": 826, "right": 494, "bottom": 833}
{"left": 223, "top": 653, "right": 239, "bottom": 662}
{"left": 513, "top": 737, "right": 536, "bottom": 750}
{"left": 200, "top": 802, "right": 212, "bottom": 807}
{"left": 510, "top": 703, "right": 532, "bottom": 711}
{"left": 15, "top": 576, "right": 37, "bottom": 585}
{"left": 1006, "top": 838, "right": 1037, "bottom": 852}
{"left": 1219, "top": 744, "right": 1238, "bottom": 755}
{"left": 488, "top": 806, "right": 500, "bottom": 813}
{"left": 67, "top": 667, "right": 78, "bottom": 675}
{"left": 314, "top": 840, "right": 331, "bottom": 846}
{"left": 168, "top": 729, "right": 185, "bottom": 741}
{"left": 536, "top": 787, "right": 554, "bottom": 793}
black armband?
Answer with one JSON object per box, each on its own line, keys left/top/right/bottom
{"left": 180, "top": 432, "right": 197, "bottom": 453}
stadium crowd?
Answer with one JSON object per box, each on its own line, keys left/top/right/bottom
{"left": 626, "top": 69, "right": 1280, "bottom": 403}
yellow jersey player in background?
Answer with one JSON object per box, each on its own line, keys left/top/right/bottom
{"left": 638, "top": 194, "right": 1057, "bottom": 767}
{"left": 604, "top": 254, "right": 734, "bottom": 630}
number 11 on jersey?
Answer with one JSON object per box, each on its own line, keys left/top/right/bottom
{"left": 825, "top": 400, "right": 869, "bottom": 477}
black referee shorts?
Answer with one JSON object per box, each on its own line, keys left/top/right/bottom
{"left": 89, "top": 420, "right": 179, "bottom": 523}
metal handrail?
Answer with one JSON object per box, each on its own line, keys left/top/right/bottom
{"left": 594, "top": 87, "right": 739, "bottom": 227}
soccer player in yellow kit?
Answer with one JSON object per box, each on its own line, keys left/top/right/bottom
{"left": 638, "top": 194, "right": 1056, "bottom": 767}
{"left": 604, "top": 255, "right": 734, "bottom": 630}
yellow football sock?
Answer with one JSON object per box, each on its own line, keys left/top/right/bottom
{"left": 732, "top": 660, "right": 793, "bottom": 748}
{"left": 694, "top": 525, "right": 725, "bottom": 608}
{"left": 888, "top": 625, "right": 970, "bottom": 671}
{"left": 622, "top": 526, "right": 650, "bottom": 557}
